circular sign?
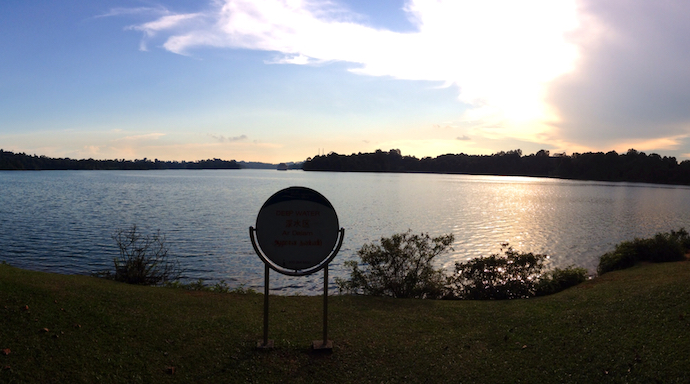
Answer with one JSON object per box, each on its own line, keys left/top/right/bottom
{"left": 255, "top": 187, "right": 340, "bottom": 273}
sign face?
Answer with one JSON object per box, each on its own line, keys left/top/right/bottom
{"left": 255, "top": 187, "right": 339, "bottom": 272}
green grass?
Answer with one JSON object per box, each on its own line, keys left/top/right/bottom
{"left": 2, "top": 262, "right": 690, "bottom": 383}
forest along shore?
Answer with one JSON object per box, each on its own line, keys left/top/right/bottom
{"left": 303, "top": 148, "right": 690, "bottom": 186}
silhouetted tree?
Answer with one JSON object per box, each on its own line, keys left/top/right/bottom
{"left": 302, "top": 148, "right": 690, "bottom": 186}
{"left": 336, "top": 231, "right": 454, "bottom": 299}
{"left": 0, "top": 150, "right": 240, "bottom": 170}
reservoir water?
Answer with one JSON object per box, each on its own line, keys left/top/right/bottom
{"left": 2, "top": 169, "right": 690, "bottom": 295}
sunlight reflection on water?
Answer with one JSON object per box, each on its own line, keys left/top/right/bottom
{"left": 2, "top": 170, "right": 690, "bottom": 295}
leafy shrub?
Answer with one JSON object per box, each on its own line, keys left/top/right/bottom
{"left": 336, "top": 231, "right": 454, "bottom": 299}
{"left": 597, "top": 228, "right": 690, "bottom": 275}
{"left": 646, "top": 229, "right": 690, "bottom": 262}
{"left": 597, "top": 241, "right": 639, "bottom": 275}
{"left": 448, "top": 244, "right": 546, "bottom": 300}
{"left": 535, "top": 266, "right": 588, "bottom": 296}
{"left": 96, "top": 225, "right": 182, "bottom": 285}
{"left": 338, "top": 234, "right": 589, "bottom": 300}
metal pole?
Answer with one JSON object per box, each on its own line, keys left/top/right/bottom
{"left": 263, "top": 263, "right": 269, "bottom": 346}
{"left": 323, "top": 263, "right": 328, "bottom": 344}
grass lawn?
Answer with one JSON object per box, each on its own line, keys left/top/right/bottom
{"left": 1, "top": 261, "right": 690, "bottom": 383}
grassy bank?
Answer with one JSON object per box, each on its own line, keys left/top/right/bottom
{"left": 2, "top": 262, "right": 690, "bottom": 383}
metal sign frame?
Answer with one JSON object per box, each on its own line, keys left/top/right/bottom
{"left": 249, "top": 226, "right": 344, "bottom": 276}
{"left": 250, "top": 186, "right": 344, "bottom": 350}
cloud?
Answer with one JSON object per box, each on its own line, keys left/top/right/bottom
{"left": 433, "top": 124, "right": 455, "bottom": 131}
{"left": 124, "top": 0, "right": 579, "bottom": 139}
{"left": 209, "top": 134, "right": 248, "bottom": 142}
{"left": 264, "top": 53, "right": 322, "bottom": 65}
{"left": 118, "top": 133, "right": 166, "bottom": 141}
{"left": 546, "top": 0, "right": 690, "bottom": 152}
{"left": 130, "top": 13, "right": 203, "bottom": 35}
{"left": 126, "top": 12, "right": 206, "bottom": 51}
{"left": 118, "top": 0, "right": 690, "bottom": 157}
{"left": 456, "top": 135, "right": 471, "bottom": 141}
{"left": 96, "top": 7, "right": 169, "bottom": 19}
{"left": 83, "top": 145, "right": 103, "bottom": 155}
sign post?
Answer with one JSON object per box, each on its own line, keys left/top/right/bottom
{"left": 250, "top": 186, "right": 344, "bottom": 350}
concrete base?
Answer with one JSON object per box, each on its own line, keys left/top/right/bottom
{"left": 256, "top": 340, "right": 274, "bottom": 349}
{"left": 312, "top": 340, "right": 333, "bottom": 350}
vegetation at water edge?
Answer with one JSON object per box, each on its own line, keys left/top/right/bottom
{"left": 336, "top": 231, "right": 453, "bottom": 299}
{"left": 597, "top": 228, "right": 690, "bottom": 274}
{"left": 93, "top": 225, "right": 182, "bottom": 286}
{"left": 303, "top": 148, "right": 690, "bottom": 186}
{"left": 0, "top": 149, "right": 240, "bottom": 170}
{"left": 337, "top": 232, "right": 588, "bottom": 300}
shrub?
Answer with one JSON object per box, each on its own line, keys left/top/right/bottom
{"left": 647, "top": 229, "right": 690, "bottom": 262}
{"left": 597, "top": 228, "right": 690, "bottom": 275}
{"left": 338, "top": 235, "right": 589, "bottom": 300}
{"left": 535, "top": 266, "right": 588, "bottom": 296}
{"left": 597, "top": 241, "right": 639, "bottom": 275}
{"left": 336, "top": 230, "right": 454, "bottom": 299}
{"left": 448, "top": 244, "right": 546, "bottom": 300}
{"left": 97, "top": 225, "right": 182, "bottom": 285}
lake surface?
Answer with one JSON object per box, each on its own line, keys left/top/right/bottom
{"left": 2, "top": 169, "right": 690, "bottom": 295}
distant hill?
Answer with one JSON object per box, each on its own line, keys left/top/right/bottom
{"left": 240, "top": 161, "right": 304, "bottom": 170}
{"left": 0, "top": 150, "right": 240, "bottom": 170}
{"left": 238, "top": 161, "right": 276, "bottom": 169}
{"left": 238, "top": 161, "right": 304, "bottom": 169}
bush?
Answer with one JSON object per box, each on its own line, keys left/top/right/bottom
{"left": 535, "top": 266, "right": 588, "bottom": 296}
{"left": 597, "top": 241, "right": 639, "bottom": 275}
{"left": 97, "top": 225, "right": 182, "bottom": 285}
{"left": 336, "top": 231, "right": 454, "bottom": 299}
{"left": 448, "top": 244, "right": 546, "bottom": 300}
{"left": 597, "top": 229, "right": 690, "bottom": 275}
{"left": 647, "top": 229, "right": 690, "bottom": 262}
{"left": 338, "top": 234, "right": 588, "bottom": 300}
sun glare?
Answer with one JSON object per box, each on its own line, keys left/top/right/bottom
{"left": 350, "top": 0, "right": 581, "bottom": 145}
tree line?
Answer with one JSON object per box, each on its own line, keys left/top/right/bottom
{"left": 303, "top": 148, "right": 690, "bottom": 185}
{"left": 0, "top": 150, "right": 240, "bottom": 170}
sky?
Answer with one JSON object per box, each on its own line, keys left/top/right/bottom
{"left": 2, "top": 0, "right": 690, "bottom": 163}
